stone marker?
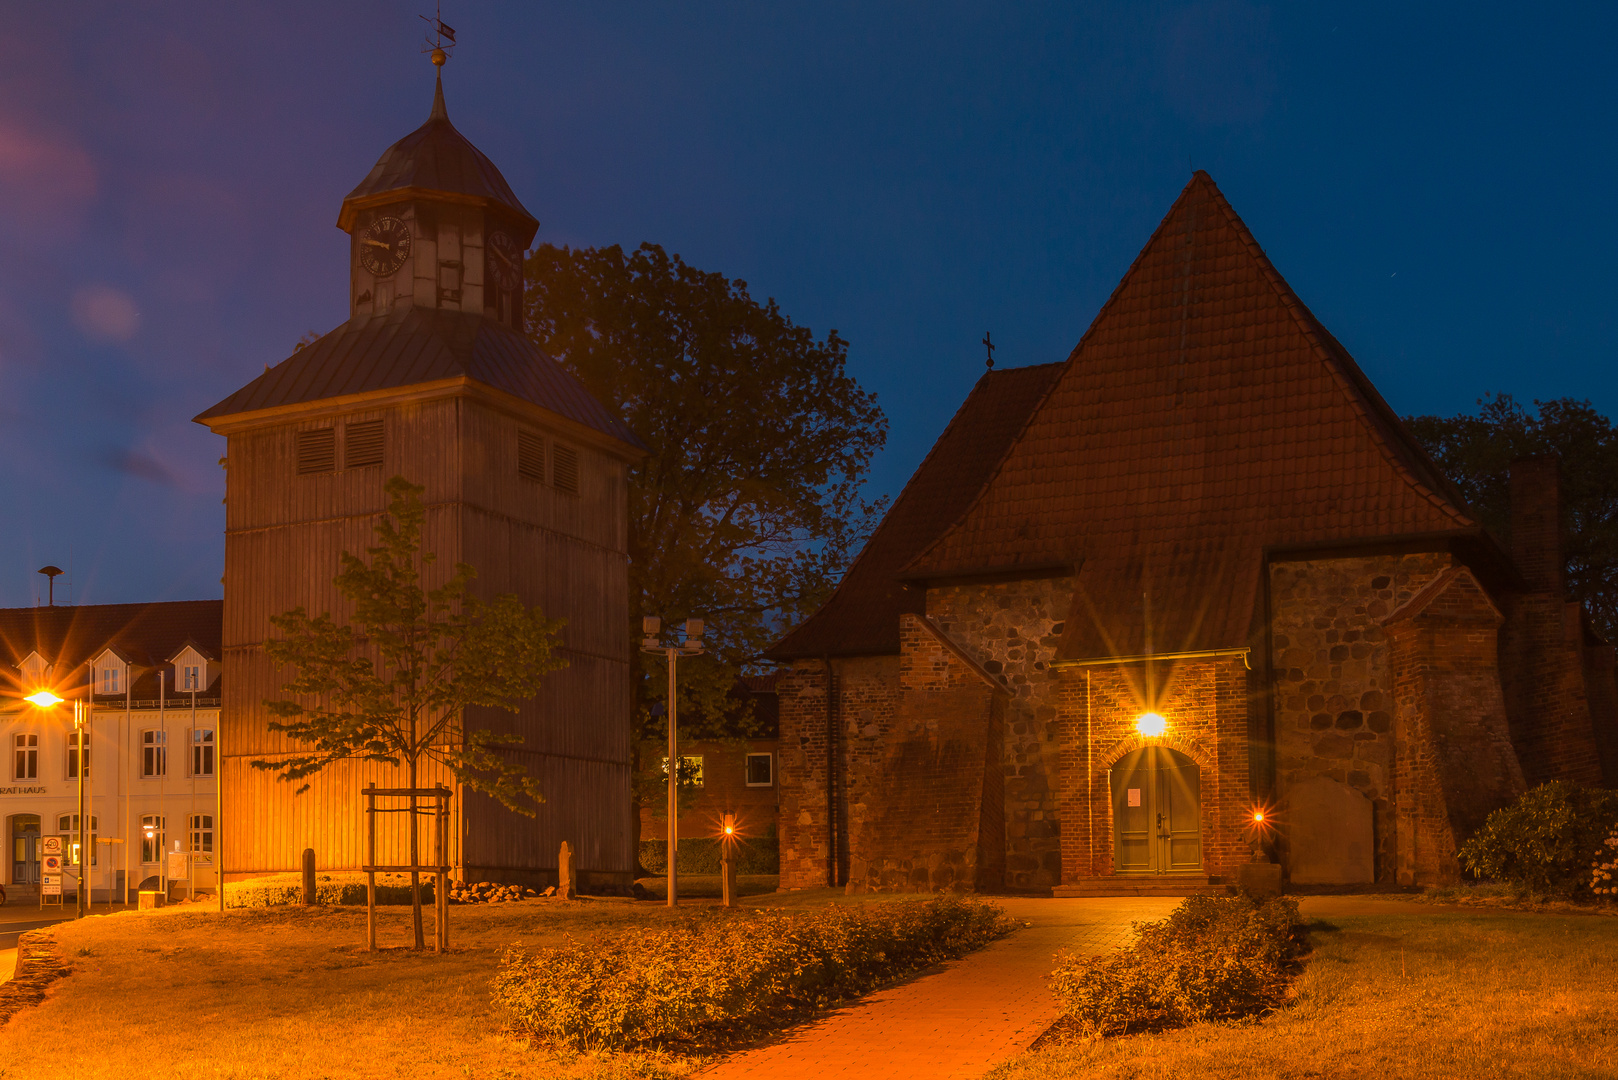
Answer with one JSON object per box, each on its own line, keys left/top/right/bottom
{"left": 302, "top": 848, "right": 317, "bottom": 905}
{"left": 558, "top": 840, "right": 576, "bottom": 900}
{"left": 1287, "top": 776, "right": 1374, "bottom": 884}
{"left": 1236, "top": 853, "right": 1283, "bottom": 899}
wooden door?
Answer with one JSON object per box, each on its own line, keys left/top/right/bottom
{"left": 10, "top": 815, "right": 40, "bottom": 885}
{"left": 1111, "top": 747, "right": 1201, "bottom": 874}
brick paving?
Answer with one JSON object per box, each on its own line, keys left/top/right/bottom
{"left": 700, "top": 897, "right": 1177, "bottom": 1080}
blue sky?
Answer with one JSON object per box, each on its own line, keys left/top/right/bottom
{"left": 2, "top": 2, "right": 1613, "bottom": 606}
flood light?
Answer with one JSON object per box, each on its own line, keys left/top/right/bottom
{"left": 1135, "top": 712, "right": 1167, "bottom": 738}
{"left": 25, "top": 690, "right": 64, "bottom": 708}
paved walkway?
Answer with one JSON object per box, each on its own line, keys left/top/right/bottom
{"left": 700, "top": 897, "right": 1178, "bottom": 1080}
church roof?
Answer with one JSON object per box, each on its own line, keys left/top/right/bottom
{"left": 768, "top": 362, "right": 1065, "bottom": 659}
{"left": 772, "top": 172, "right": 1484, "bottom": 663}
{"left": 338, "top": 75, "right": 537, "bottom": 233}
{"left": 193, "top": 306, "right": 645, "bottom": 450}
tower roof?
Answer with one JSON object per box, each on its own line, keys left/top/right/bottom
{"left": 337, "top": 75, "right": 537, "bottom": 234}
{"left": 193, "top": 306, "right": 644, "bottom": 452}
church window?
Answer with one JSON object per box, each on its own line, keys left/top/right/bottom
{"left": 553, "top": 444, "right": 579, "bottom": 495}
{"left": 297, "top": 428, "right": 336, "bottom": 474}
{"left": 745, "top": 752, "right": 773, "bottom": 787}
{"left": 345, "top": 420, "right": 384, "bottom": 468}
{"left": 517, "top": 430, "right": 545, "bottom": 482}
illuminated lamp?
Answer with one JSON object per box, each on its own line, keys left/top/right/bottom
{"left": 25, "top": 689, "right": 64, "bottom": 708}
{"left": 1135, "top": 712, "right": 1167, "bottom": 738}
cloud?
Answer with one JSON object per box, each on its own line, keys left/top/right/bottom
{"left": 0, "top": 118, "right": 96, "bottom": 236}
{"left": 99, "top": 446, "right": 177, "bottom": 487}
{"left": 72, "top": 284, "right": 140, "bottom": 342}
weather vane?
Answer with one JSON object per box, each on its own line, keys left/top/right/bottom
{"left": 982, "top": 331, "right": 995, "bottom": 370}
{"left": 421, "top": 3, "right": 457, "bottom": 67}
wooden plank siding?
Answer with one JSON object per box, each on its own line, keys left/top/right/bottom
{"left": 218, "top": 387, "right": 635, "bottom": 887}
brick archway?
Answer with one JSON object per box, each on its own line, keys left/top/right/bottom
{"left": 1098, "top": 732, "right": 1213, "bottom": 775}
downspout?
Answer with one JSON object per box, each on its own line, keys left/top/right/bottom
{"left": 1260, "top": 557, "right": 1279, "bottom": 854}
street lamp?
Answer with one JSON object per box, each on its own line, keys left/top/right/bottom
{"left": 27, "top": 688, "right": 90, "bottom": 918}
{"left": 641, "top": 616, "right": 703, "bottom": 907}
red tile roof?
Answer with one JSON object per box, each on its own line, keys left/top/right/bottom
{"left": 0, "top": 600, "right": 222, "bottom": 699}
{"left": 774, "top": 172, "right": 1484, "bottom": 663}
{"left": 768, "top": 362, "right": 1064, "bottom": 659}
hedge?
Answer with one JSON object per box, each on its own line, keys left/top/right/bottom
{"left": 492, "top": 897, "right": 1011, "bottom": 1049}
{"left": 223, "top": 872, "right": 434, "bottom": 908}
{"left": 639, "top": 836, "right": 779, "bottom": 875}
{"left": 1049, "top": 894, "right": 1303, "bottom": 1036}
{"left": 1458, "top": 782, "right": 1618, "bottom": 895}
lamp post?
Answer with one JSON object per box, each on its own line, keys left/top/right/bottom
{"left": 641, "top": 616, "right": 703, "bottom": 907}
{"left": 24, "top": 688, "right": 88, "bottom": 918}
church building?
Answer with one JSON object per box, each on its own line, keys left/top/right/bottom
{"left": 769, "top": 173, "right": 1618, "bottom": 894}
{"left": 194, "top": 71, "right": 644, "bottom": 891}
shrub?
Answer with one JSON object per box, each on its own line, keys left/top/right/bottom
{"left": 1048, "top": 894, "right": 1302, "bottom": 1036}
{"left": 224, "top": 872, "right": 434, "bottom": 908}
{"left": 491, "top": 897, "right": 1011, "bottom": 1050}
{"left": 1458, "top": 782, "right": 1618, "bottom": 894}
{"left": 638, "top": 837, "right": 780, "bottom": 875}
{"left": 1592, "top": 824, "right": 1618, "bottom": 897}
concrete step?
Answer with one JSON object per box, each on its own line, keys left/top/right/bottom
{"left": 1052, "top": 876, "right": 1225, "bottom": 898}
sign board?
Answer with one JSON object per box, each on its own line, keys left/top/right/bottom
{"left": 42, "top": 854, "right": 62, "bottom": 875}
{"left": 41, "top": 836, "right": 62, "bottom": 856}
{"left": 167, "top": 852, "right": 189, "bottom": 880}
{"left": 42, "top": 876, "right": 61, "bottom": 896}
{"left": 1127, "top": 788, "right": 1141, "bottom": 807}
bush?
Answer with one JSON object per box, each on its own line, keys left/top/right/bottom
{"left": 638, "top": 836, "right": 779, "bottom": 875}
{"left": 1048, "top": 894, "right": 1302, "bottom": 1036}
{"left": 1591, "top": 824, "right": 1618, "bottom": 897}
{"left": 492, "top": 897, "right": 1011, "bottom": 1050}
{"left": 1458, "top": 782, "right": 1618, "bottom": 894}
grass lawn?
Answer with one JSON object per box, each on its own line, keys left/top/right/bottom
{"left": 987, "top": 906, "right": 1618, "bottom": 1080}
{"left": 0, "top": 887, "right": 915, "bottom": 1080}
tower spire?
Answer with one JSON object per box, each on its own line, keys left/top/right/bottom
{"left": 430, "top": 71, "right": 448, "bottom": 121}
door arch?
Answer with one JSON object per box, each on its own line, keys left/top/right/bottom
{"left": 1111, "top": 746, "right": 1201, "bottom": 874}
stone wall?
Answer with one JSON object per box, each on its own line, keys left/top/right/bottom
{"left": 1269, "top": 552, "right": 1451, "bottom": 880}
{"left": 926, "top": 575, "right": 1072, "bottom": 890}
{"left": 1054, "top": 655, "right": 1252, "bottom": 882}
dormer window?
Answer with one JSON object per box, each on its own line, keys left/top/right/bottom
{"left": 100, "top": 667, "right": 121, "bottom": 695}
{"left": 182, "top": 665, "right": 201, "bottom": 691}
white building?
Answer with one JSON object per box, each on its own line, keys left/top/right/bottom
{"left": 3, "top": 600, "right": 221, "bottom": 902}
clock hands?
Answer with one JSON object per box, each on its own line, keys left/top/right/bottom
{"left": 363, "top": 238, "right": 392, "bottom": 251}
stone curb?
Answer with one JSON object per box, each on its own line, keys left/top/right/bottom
{"left": 0, "top": 930, "right": 68, "bottom": 1028}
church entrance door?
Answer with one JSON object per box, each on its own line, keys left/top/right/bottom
{"left": 1111, "top": 747, "right": 1201, "bottom": 874}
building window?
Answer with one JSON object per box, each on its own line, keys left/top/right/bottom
{"left": 67, "top": 731, "right": 89, "bottom": 779}
{"left": 141, "top": 815, "right": 166, "bottom": 865}
{"left": 192, "top": 729, "right": 214, "bottom": 777}
{"left": 745, "top": 752, "right": 774, "bottom": 787}
{"left": 189, "top": 814, "right": 213, "bottom": 864}
{"left": 345, "top": 419, "right": 384, "bottom": 468}
{"left": 296, "top": 427, "right": 336, "bottom": 474}
{"left": 142, "top": 730, "right": 167, "bottom": 777}
{"left": 100, "top": 666, "right": 122, "bottom": 694}
{"left": 517, "top": 429, "right": 545, "bottom": 482}
{"left": 13, "top": 733, "right": 37, "bottom": 780}
{"left": 57, "top": 815, "right": 98, "bottom": 867}
{"left": 660, "top": 755, "right": 704, "bottom": 787}
{"left": 182, "top": 665, "right": 202, "bottom": 691}
{"left": 552, "top": 443, "right": 579, "bottom": 494}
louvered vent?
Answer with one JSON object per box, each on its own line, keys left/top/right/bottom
{"left": 296, "top": 428, "right": 336, "bottom": 474}
{"left": 553, "top": 444, "right": 580, "bottom": 494}
{"left": 517, "top": 430, "right": 545, "bottom": 482}
{"left": 345, "top": 420, "right": 384, "bottom": 468}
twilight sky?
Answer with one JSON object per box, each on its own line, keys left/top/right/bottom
{"left": 2, "top": 2, "right": 1614, "bottom": 607}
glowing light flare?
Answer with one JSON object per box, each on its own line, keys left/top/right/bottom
{"left": 1134, "top": 712, "right": 1167, "bottom": 738}
{"left": 1245, "top": 803, "right": 1277, "bottom": 836}
{"left": 25, "top": 689, "right": 64, "bottom": 708}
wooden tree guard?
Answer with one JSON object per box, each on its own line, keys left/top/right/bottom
{"left": 363, "top": 782, "right": 452, "bottom": 952}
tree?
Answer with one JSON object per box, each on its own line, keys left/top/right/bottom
{"left": 524, "top": 242, "right": 887, "bottom": 838}
{"left": 1407, "top": 394, "right": 1618, "bottom": 640}
{"left": 257, "top": 476, "right": 566, "bottom": 948}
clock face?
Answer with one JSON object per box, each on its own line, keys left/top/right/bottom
{"left": 486, "top": 230, "right": 522, "bottom": 292}
{"left": 358, "top": 216, "right": 412, "bottom": 278}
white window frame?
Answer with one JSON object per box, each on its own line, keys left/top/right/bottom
{"left": 57, "top": 814, "right": 98, "bottom": 867}
{"left": 141, "top": 814, "right": 166, "bottom": 865}
{"left": 66, "top": 730, "right": 89, "bottom": 780}
{"left": 189, "top": 814, "right": 213, "bottom": 864}
{"left": 191, "top": 728, "right": 214, "bottom": 777}
{"left": 141, "top": 729, "right": 167, "bottom": 778}
{"left": 182, "top": 664, "right": 201, "bottom": 691}
{"left": 745, "top": 751, "right": 774, "bottom": 787}
{"left": 13, "top": 732, "right": 38, "bottom": 780}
